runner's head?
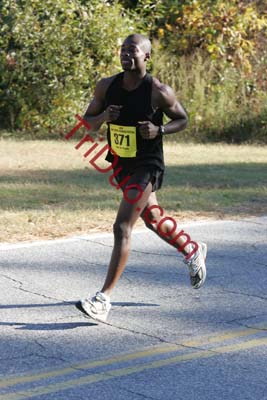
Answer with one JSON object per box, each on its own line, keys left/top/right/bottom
{"left": 120, "top": 34, "right": 151, "bottom": 72}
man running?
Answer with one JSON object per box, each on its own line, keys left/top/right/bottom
{"left": 76, "top": 34, "right": 207, "bottom": 322}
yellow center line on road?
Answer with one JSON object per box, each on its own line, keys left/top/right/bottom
{"left": 0, "top": 338, "right": 266, "bottom": 400}
{"left": 0, "top": 327, "right": 263, "bottom": 391}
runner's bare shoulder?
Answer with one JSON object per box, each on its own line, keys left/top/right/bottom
{"left": 95, "top": 74, "right": 120, "bottom": 100}
{"left": 151, "top": 77, "right": 176, "bottom": 109}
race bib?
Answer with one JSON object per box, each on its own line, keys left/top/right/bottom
{"left": 110, "top": 124, "right": 136, "bottom": 158}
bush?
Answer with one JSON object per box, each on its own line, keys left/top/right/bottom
{"left": 148, "top": 0, "right": 267, "bottom": 72}
{"left": 1, "top": 0, "right": 266, "bottom": 143}
{"left": 0, "top": 0, "right": 137, "bottom": 134}
{"left": 152, "top": 44, "right": 267, "bottom": 143}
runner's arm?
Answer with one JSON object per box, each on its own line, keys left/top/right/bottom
{"left": 139, "top": 82, "right": 188, "bottom": 139}
{"left": 157, "top": 84, "right": 188, "bottom": 135}
{"left": 83, "top": 77, "right": 122, "bottom": 132}
{"left": 82, "top": 79, "right": 108, "bottom": 132}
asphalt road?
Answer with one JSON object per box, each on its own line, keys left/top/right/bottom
{"left": 0, "top": 217, "right": 266, "bottom": 400}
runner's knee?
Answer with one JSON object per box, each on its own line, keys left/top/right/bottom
{"left": 142, "top": 207, "right": 163, "bottom": 228}
{"left": 113, "top": 221, "right": 132, "bottom": 241}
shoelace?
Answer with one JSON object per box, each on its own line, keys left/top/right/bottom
{"left": 86, "top": 297, "right": 105, "bottom": 313}
{"left": 93, "top": 293, "right": 109, "bottom": 311}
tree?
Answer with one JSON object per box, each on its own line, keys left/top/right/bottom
{"left": 0, "top": 0, "right": 136, "bottom": 132}
{"left": 152, "top": 0, "right": 267, "bottom": 73}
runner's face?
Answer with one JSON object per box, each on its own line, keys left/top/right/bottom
{"left": 120, "top": 41, "right": 147, "bottom": 71}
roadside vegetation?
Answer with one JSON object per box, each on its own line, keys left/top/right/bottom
{"left": 1, "top": 0, "right": 267, "bottom": 142}
{"left": 1, "top": 139, "right": 266, "bottom": 242}
{"left": 1, "top": 2, "right": 266, "bottom": 241}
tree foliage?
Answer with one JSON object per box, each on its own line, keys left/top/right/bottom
{"left": 136, "top": 0, "right": 267, "bottom": 72}
{"left": 0, "top": 0, "right": 135, "bottom": 131}
{"left": 0, "top": 0, "right": 267, "bottom": 142}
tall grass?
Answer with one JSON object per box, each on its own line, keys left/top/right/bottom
{"left": 152, "top": 45, "right": 267, "bottom": 143}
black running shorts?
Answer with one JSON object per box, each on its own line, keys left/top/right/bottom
{"left": 113, "top": 165, "right": 164, "bottom": 193}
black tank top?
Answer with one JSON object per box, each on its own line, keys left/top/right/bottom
{"left": 104, "top": 72, "right": 164, "bottom": 171}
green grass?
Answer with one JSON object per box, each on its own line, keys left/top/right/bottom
{"left": 158, "top": 162, "right": 266, "bottom": 210}
{"left": 0, "top": 139, "right": 266, "bottom": 242}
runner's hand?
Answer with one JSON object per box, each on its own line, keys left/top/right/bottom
{"left": 138, "top": 121, "right": 159, "bottom": 139}
{"left": 104, "top": 105, "right": 123, "bottom": 122}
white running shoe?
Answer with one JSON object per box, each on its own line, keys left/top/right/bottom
{"left": 183, "top": 242, "right": 207, "bottom": 289}
{"left": 75, "top": 292, "right": 111, "bottom": 322}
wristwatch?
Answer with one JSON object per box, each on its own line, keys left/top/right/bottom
{"left": 158, "top": 125, "right": 165, "bottom": 135}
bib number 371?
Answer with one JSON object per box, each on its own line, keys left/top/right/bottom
{"left": 110, "top": 124, "right": 137, "bottom": 158}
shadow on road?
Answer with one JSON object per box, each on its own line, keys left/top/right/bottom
{"left": 0, "top": 321, "right": 97, "bottom": 330}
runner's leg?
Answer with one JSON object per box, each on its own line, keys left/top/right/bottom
{"left": 101, "top": 182, "right": 153, "bottom": 296}
{"left": 141, "top": 192, "right": 207, "bottom": 289}
{"left": 141, "top": 192, "right": 194, "bottom": 256}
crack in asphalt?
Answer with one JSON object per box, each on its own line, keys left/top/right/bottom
{"left": 0, "top": 273, "right": 64, "bottom": 302}
{"left": 55, "top": 250, "right": 107, "bottom": 268}
{"left": 237, "top": 323, "right": 267, "bottom": 332}
{"left": 34, "top": 352, "right": 69, "bottom": 365}
{"left": 33, "top": 339, "right": 48, "bottom": 353}
{"left": 76, "top": 237, "right": 264, "bottom": 259}
{"left": 226, "top": 312, "right": 267, "bottom": 326}
{"left": 127, "top": 269, "right": 155, "bottom": 276}
{"left": 1, "top": 220, "right": 266, "bottom": 367}
{"left": 100, "top": 320, "right": 232, "bottom": 355}
{"left": 1, "top": 279, "right": 261, "bottom": 352}
{"left": 80, "top": 238, "right": 173, "bottom": 257}
{"left": 119, "top": 387, "right": 159, "bottom": 400}
{"left": 31, "top": 339, "right": 77, "bottom": 366}
{"left": 254, "top": 262, "right": 267, "bottom": 267}
{"left": 0, "top": 352, "right": 38, "bottom": 362}
{"left": 0, "top": 337, "right": 68, "bottom": 364}
{"left": 217, "top": 287, "right": 267, "bottom": 301}
{"left": 100, "top": 320, "right": 170, "bottom": 344}
{"left": 108, "top": 318, "right": 257, "bottom": 359}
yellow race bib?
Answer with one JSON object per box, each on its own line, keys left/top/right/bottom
{"left": 110, "top": 124, "right": 137, "bottom": 158}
